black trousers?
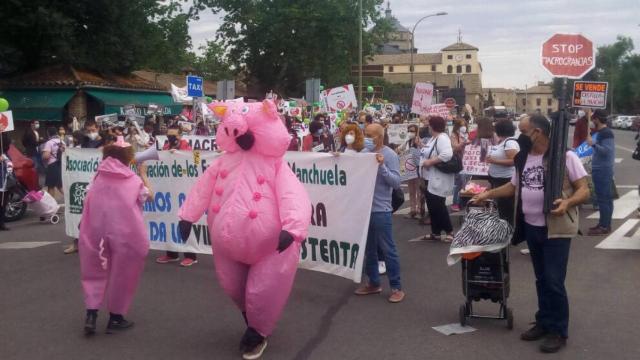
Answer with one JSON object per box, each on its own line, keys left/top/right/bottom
{"left": 424, "top": 183, "right": 453, "bottom": 234}
{"left": 166, "top": 251, "right": 197, "bottom": 260}
{"left": 488, "top": 176, "right": 515, "bottom": 226}
{"left": 0, "top": 192, "right": 6, "bottom": 227}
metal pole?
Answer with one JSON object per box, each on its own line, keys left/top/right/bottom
{"left": 544, "top": 77, "right": 568, "bottom": 213}
{"left": 358, "top": 0, "right": 363, "bottom": 110}
{"left": 410, "top": 31, "right": 415, "bottom": 86}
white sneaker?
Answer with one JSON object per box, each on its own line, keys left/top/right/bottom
{"left": 378, "top": 261, "right": 387, "bottom": 275}
{"left": 520, "top": 248, "right": 530, "bottom": 255}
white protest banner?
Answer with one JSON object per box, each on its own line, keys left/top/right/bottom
{"left": 411, "top": 82, "right": 434, "bottom": 115}
{"left": 62, "top": 149, "right": 378, "bottom": 282}
{"left": 0, "top": 111, "right": 14, "bottom": 132}
{"left": 399, "top": 152, "right": 418, "bottom": 182}
{"left": 321, "top": 84, "right": 358, "bottom": 112}
{"left": 425, "top": 103, "right": 451, "bottom": 118}
{"left": 387, "top": 124, "right": 409, "bottom": 145}
{"left": 461, "top": 144, "right": 489, "bottom": 176}
{"left": 155, "top": 135, "right": 218, "bottom": 151}
{"left": 171, "top": 83, "right": 193, "bottom": 104}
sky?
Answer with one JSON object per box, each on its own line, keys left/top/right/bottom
{"left": 188, "top": 0, "right": 640, "bottom": 90}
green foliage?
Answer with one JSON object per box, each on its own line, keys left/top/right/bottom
{"left": 486, "top": 89, "right": 495, "bottom": 107}
{"left": 0, "top": 0, "right": 194, "bottom": 76}
{"left": 191, "top": 0, "right": 390, "bottom": 95}
{"left": 189, "top": 40, "right": 233, "bottom": 81}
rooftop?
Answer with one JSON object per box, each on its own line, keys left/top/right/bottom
{"left": 368, "top": 53, "right": 443, "bottom": 65}
{"left": 441, "top": 42, "right": 479, "bottom": 52}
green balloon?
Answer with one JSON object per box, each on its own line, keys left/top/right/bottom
{"left": 367, "top": 86, "right": 374, "bottom": 93}
{"left": 319, "top": 85, "right": 324, "bottom": 91}
{"left": 0, "top": 98, "right": 8, "bottom": 112}
{"left": 205, "top": 96, "right": 213, "bottom": 103}
{"left": 313, "top": 102, "right": 321, "bottom": 107}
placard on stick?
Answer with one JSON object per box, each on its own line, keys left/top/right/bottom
{"left": 572, "top": 81, "right": 608, "bottom": 109}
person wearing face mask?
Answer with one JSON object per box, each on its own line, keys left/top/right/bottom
{"left": 354, "top": 124, "right": 405, "bottom": 303}
{"left": 339, "top": 123, "right": 364, "bottom": 153}
{"left": 472, "top": 114, "right": 590, "bottom": 354}
{"left": 302, "top": 117, "right": 335, "bottom": 152}
{"left": 450, "top": 118, "right": 470, "bottom": 212}
{"left": 42, "top": 126, "right": 65, "bottom": 199}
{"left": 396, "top": 124, "right": 422, "bottom": 218}
{"left": 156, "top": 124, "right": 196, "bottom": 267}
{"left": 485, "top": 119, "right": 520, "bottom": 226}
{"left": 22, "top": 120, "right": 44, "bottom": 175}
{"left": 82, "top": 120, "right": 103, "bottom": 149}
{"left": 420, "top": 116, "right": 455, "bottom": 242}
{"left": 417, "top": 116, "right": 432, "bottom": 224}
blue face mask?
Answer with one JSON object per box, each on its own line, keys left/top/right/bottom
{"left": 359, "top": 123, "right": 365, "bottom": 130}
{"left": 364, "top": 137, "right": 375, "bottom": 151}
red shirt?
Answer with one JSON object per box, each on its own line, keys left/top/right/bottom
{"left": 572, "top": 117, "right": 588, "bottom": 149}
{"left": 163, "top": 139, "right": 192, "bottom": 151}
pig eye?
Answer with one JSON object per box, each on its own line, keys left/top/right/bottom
{"left": 241, "top": 106, "right": 250, "bottom": 114}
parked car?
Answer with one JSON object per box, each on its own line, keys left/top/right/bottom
{"left": 612, "top": 115, "right": 630, "bottom": 129}
{"left": 621, "top": 116, "right": 635, "bottom": 130}
{"left": 630, "top": 116, "right": 640, "bottom": 132}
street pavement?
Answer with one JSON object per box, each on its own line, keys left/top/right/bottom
{"left": 1, "top": 129, "right": 639, "bottom": 360}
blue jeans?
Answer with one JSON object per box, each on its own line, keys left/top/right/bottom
{"left": 525, "top": 223, "right": 571, "bottom": 338}
{"left": 592, "top": 167, "right": 614, "bottom": 229}
{"left": 365, "top": 212, "right": 401, "bottom": 290}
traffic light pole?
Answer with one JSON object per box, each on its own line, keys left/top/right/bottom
{"left": 544, "top": 77, "right": 568, "bottom": 214}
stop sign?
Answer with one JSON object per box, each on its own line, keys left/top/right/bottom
{"left": 541, "top": 34, "right": 595, "bottom": 79}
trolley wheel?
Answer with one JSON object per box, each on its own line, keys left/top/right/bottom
{"left": 50, "top": 215, "right": 60, "bottom": 225}
{"left": 459, "top": 304, "right": 468, "bottom": 327}
{"left": 506, "top": 308, "right": 514, "bottom": 330}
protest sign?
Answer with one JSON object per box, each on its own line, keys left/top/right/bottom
{"left": 95, "top": 113, "right": 118, "bottom": 128}
{"left": 62, "top": 150, "right": 378, "bottom": 282}
{"left": 572, "top": 81, "right": 608, "bottom": 108}
{"left": 155, "top": 135, "right": 218, "bottom": 151}
{"left": 425, "top": 104, "right": 451, "bottom": 119}
{"left": 461, "top": 144, "right": 490, "bottom": 176}
{"left": 321, "top": 85, "right": 358, "bottom": 112}
{"left": 0, "top": 111, "right": 14, "bottom": 132}
{"left": 387, "top": 124, "right": 409, "bottom": 145}
{"left": 171, "top": 83, "right": 193, "bottom": 104}
{"left": 399, "top": 152, "right": 418, "bottom": 182}
{"left": 574, "top": 132, "right": 598, "bottom": 158}
{"left": 411, "top": 82, "right": 434, "bottom": 115}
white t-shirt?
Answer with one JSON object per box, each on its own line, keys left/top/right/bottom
{"left": 488, "top": 138, "right": 520, "bottom": 178}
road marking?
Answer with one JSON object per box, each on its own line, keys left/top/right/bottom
{"left": 588, "top": 190, "right": 639, "bottom": 220}
{"left": 596, "top": 219, "right": 640, "bottom": 250}
{"left": 408, "top": 236, "right": 428, "bottom": 242}
{"left": 0, "top": 241, "right": 60, "bottom": 249}
{"left": 617, "top": 185, "right": 638, "bottom": 189}
{"left": 395, "top": 207, "right": 411, "bottom": 215}
{"left": 616, "top": 144, "right": 636, "bottom": 153}
{"left": 615, "top": 158, "right": 623, "bottom": 163}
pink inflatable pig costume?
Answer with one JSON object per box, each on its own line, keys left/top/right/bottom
{"left": 79, "top": 136, "right": 150, "bottom": 335}
{"left": 178, "top": 99, "right": 311, "bottom": 358}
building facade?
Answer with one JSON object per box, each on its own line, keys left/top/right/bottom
{"left": 482, "top": 82, "right": 558, "bottom": 116}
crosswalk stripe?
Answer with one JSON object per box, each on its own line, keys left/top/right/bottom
{"left": 596, "top": 219, "right": 640, "bottom": 250}
{"left": 615, "top": 158, "right": 623, "bottom": 163}
{"left": 588, "top": 190, "right": 640, "bottom": 220}
{"left": 0, "top": 241, "right": 60, "bottom": 249}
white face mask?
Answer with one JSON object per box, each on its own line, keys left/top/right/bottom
{"left": 345, "top": 134, "right": 355, "bottom": 145}
{"left": 88, "top": 132, "right": 98, "bottom": 140}
{"left": 460, "top": 126, "right": 467, "bottom": 134}
{"left": 34, "top": 123, "right": 40, "bottom": 130}
{"left": 407, "top": 132, "right": 416, "bottom": 140}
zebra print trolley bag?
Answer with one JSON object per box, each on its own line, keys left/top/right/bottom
{"left": 448, "top": 201, "right": 515, "bottom": 329}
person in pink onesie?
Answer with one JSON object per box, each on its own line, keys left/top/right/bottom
{"left": 79, "top": 136, "right": 151, "bottom": 336}
{"left": 178, "top": 99, "right": 311, "bottom": 359}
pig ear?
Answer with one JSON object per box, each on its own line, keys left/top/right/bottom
{"left": 262, "top": 99, "right": 279, "bottom": 119}
{"left": 209, "top": 103, "right": 228, "bottom": 117}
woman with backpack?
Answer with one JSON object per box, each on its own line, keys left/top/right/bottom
{"left": 485, "top": 119, "right": 520, "bottom": 225}
{"left": 42, "top": 126, "right": 64, "bottom": 199}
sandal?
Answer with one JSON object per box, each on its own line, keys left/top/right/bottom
{"left": 443, "top": 233, "right": 454, "bottom": 243}
{"left": 423, "top": 234, "right": 439, "bottom": 241}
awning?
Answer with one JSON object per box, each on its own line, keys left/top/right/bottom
{"left": 0, "top": 89, "right": 76, "bottom": 122}
{"left": 86, "top": 89, "right": 183, "bottom": 116}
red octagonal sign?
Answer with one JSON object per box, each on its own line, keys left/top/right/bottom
{"left": 541, "top": 34, "right": 595, "bottom": 79}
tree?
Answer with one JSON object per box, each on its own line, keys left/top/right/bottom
{"left": 486, "top": 90, "right": 495, "bottom": 107}
{"left": 0, "top": 0, "right": 194, "bottom": 76}
{"left": 191, "top": 0, "right": 390, "bottom": 95}
{"left": 189, "top": 40, "right": 233, "bottom": 81}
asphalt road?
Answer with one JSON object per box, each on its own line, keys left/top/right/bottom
{"left": 1, "top": 129, "right": 639, "bottom": 360}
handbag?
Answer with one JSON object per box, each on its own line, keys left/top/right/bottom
{"left": 392, "top": 188, "right": 405, "bottom": 213}
{"left": 429, "top": 137, "right": 463, "bottom": 174}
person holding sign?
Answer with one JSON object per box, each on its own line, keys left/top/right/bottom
{"left": 339, "top": 123, "right": 364, "bottom": 153}
{"left": 354, "top": 124, "right": 405, "bottom": 303}
{"left": 79, "top": 136, "right": 152, "bottom": 336}
{"left": 587, "top": 110, "right": 615, "bottom": 236}
{"left": 302, "top": 116, "right": 335, "bottom": 152}
{"left": 396, "top": 124, "right": 422, "bottom": 218}
{"left": 471, "top": 115, "right": 589, "bottom": 354}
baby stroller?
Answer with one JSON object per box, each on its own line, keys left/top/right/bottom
{"left": 448, "top": 201, "right": 514, "bottom": 329}
{"left": 22, "top": 190, "right": 61, "bottom": 224}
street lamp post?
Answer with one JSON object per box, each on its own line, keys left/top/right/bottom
{"left": 410, "top": 12, "right": 447, "bottom": 86}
